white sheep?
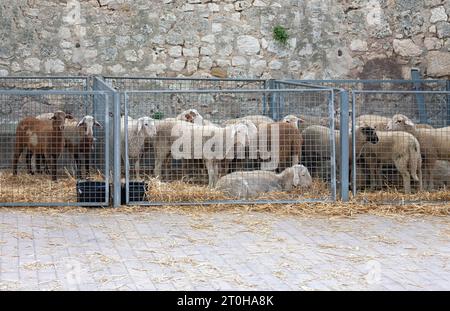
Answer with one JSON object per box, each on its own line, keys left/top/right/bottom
{"left": 355, "top": 126, "right": 422, "bottom": 194}
{"left": 386, "top": 114, "right": 450, "bottom": 189}
{"left": 153, "top": 120, "right": 249, "bottom": 186}
{"left": 223, "top": 115, "right": 274, "bottom": 127}
{"left": 121, "top": 116, "right": 157, "bottom": 179}
{"left": 215, "top": 164, "right": 312, "bottom": 199}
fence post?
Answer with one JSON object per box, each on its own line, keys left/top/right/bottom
{"left": 113, "top": 92, "right": 121, "bottom": 208}
{"left": 411, "top": 68, "right": 428, "bottom": 124}
{"left": 447, "top": 80, "right": 450, "bottom": 126}
{"left": 339, "top": 90, "right": 349, "bottom": 202}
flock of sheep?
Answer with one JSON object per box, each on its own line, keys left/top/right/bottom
{"left": 9, "top": 107, "right": 450, "bottom": 199}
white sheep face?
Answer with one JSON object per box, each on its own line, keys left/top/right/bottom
{"left": 282, "top": 115, "right": 304, "bottom": 129}
{"left": 386, "top": 114, "right": 415, "bottom": 131}
{"left": 77, "top": 115, "right": 102, "bottom": 137}
{"left": 137, "top": 117, "right": 157, "bottom": 137}
{"left": 292, "top": 165, "right": 312, "bottom": 188}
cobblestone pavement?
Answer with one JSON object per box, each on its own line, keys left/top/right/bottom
{"left": 0, "top": 207, "right": 449, "bottom": 290}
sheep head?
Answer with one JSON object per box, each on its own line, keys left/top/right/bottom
{"left": 77, "top": 115, "right": 102, "bottom": 139}
{"left": 282, "top": 115, "right": 304, "bottom": 130}
{"left": 386, "top": 114, "right": 416, "bottom": 131}
{"left": 355, "top": 126, "right": 379, "bottom": 144}
{"left": 136, "top": 116, "right": 157, "bottom": 138}
{"left": 51, "top": 111, "right": 72, "bottom": 130}
{"left": 291, "top": 164, "right": 312, "bottom": 188}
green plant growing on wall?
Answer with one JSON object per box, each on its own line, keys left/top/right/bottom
{"left": 273, "top": 25, "right": 289, "bottom": 46}
{"left": 152, "top": 111, "right": 164, "bottom": 120}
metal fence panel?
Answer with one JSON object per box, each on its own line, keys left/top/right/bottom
{"left": 121, "top": 88, "right": 336, "bottom": 205}
{"left": 0, "top": 90, "right": 110, "bottom": 207}
{"left": 104, "top": 76, "right": 265, "bottom": 91}
{"left": 0, "top": 76, "right": 89, "bottom": 91}
{"left": 351, "top": 90, "right": 450, "bottom": 203}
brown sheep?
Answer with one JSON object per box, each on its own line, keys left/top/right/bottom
{"left": 257, "top": 122, "right": 303, "bottom": 173}
{"left": 12, "top": 111, "right": 72, "bottom": 181}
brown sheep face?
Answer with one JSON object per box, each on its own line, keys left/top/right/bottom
{"left": 51, "top": 111, "right": 72, "bottom": 130}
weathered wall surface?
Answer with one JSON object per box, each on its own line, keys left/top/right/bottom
{"left": 0, "top": 0, "right": 449, "bottom": 79}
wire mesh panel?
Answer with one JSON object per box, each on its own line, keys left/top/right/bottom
{"left": 0, "top": 76, "right": 89, "bottom": 91}
{"left": 105, "top": 76, "right": 265, "bottom": 91}
{"left": 0, "top": 90, "right": 110, "bottom": 207}
{"left": 121, "top": 88, "right": 336, "bottom": 205}
{"left": 351, "top": 90, "right": 450, "bottom": 203}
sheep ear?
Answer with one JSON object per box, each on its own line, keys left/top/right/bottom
{"left": 293, "top": 168, "right": 300, "bottom": 186}
{"left": 136, "top": 119, "right": 143, "bottom": 133}
{"left": 77, "top": 117, "right": 86, "bottom": 127}
{"left": 94, "top": 120, "right": 103, "bottom": 128}
{"left": 405, "top": 119, "right": 414, "bottom": 127}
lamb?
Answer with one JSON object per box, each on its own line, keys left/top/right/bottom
{"left": 13, "top": 111, "right": 72, "bottom": 181}
{"left": 355, "top": 126, "right": 422, "bottom": 194}
{"left": 386, "top": 114, "right": 450, "bottom": 189}
{"left": 356, "top": 114, "right": 391, "bottom": 130}
{"left": 257, "top": 121, "right": 303, "bottom": 172}
{"left": 153, "top": 120, "right": 249, "bottom": 186}
{"left": 121, "top": 116, "right": 157, "bottom": 179}
{"left": 223, "top": 115, "right": 274, "bottom": 127}
{"left": 215, "top": 164, "right": 312, "bottom": 199}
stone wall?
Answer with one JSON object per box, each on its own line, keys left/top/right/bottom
{"left": 0, "top": 0, "right": 449, "bottom": 79}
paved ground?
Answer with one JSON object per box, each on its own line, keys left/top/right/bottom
{"left": 0, "top": 207, "right": 449, "bottom": 290}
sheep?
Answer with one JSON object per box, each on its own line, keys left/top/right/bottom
{"left": 221, "top": 119, "right": 259, "bottom": 174}
{"left": 223, "top": 115, "right": 274, "bottom": 127}
{"left": 355, "top": 114, "right": 391, "bottom": 130}
{"left": 121, "top": 116, "right": 157, "bottom": 179}
{"left": 65, "top": 116, "right": 102, "bottom": 178}
{"left": 355, "top": 126, "right": 422, "bottom": 194}
{"left": 13, "top": 111, "right": 72, "bottom": 181}
{"left": 257, "top": 121, "right": 303, "bottom": 173}
{"left": 386, "top": 114, "right": 450, "bottom": 189}
{"left": 283, "top": 114, "right": 339, "bottom": 132}
{"left": 215, "top": 164, "right": 312, "bottom": 199}
{"left": 153, "top": 120, "right": 249, "bottom": 187}
{"left": 36, "top": 112, "right": 102, "bottom": 178}
{"left": 301, "top": 125, "right": 342, "bottom": 180}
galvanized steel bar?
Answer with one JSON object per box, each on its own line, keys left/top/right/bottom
{"left": 329, "top": 90, "right": 337, "bottom": 201}
{"left": 113, "top": 92, "right": 122, "bottom": 207}
{"left": 339, "top": 90, "right": 349, "bottom": 201}
{"left": 351, "top": 91, "right": 357, "bottom": 197}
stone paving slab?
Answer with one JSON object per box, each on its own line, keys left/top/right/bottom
{"left": 0, "top": 208, "right": 449, "bottom": 290}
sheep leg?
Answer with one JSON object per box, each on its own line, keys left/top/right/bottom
{"left": 84, "top": 152, "right": 90, "bottom": 178}
{"left": 134, "top": 157, "right": 141, "bottom": 180}
{"left": 26, "top": 150, "right": 34, "bottom": 175}
{"left": 74, "top": 152, "right": 81, "bottom": 179}
{"left": 12, "top": 142, "right": 25, "bottom": 176}
{"left": 48, "top": 155, "right": 58, "bottom": 182}
{"left": 394, "top": 157, "right": 411, "bottom": 194}
{"left": 205, "top": 160, "right": 217, "bottom": 187}
{"left": 36, "top": 154, "right": 42, "bottom": 174}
